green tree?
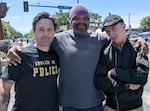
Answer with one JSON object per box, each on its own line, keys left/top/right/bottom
{"left": 2, "top": 21, "right": 23, "bottom": 39}
{"left": 54, "top": 11, "right": 102, "bottom": 26}
{"left": 140, "top": 16, "right": 150, "bottom": 30}
{"left": 2, "top": 21, "right": 11, "bottom": 38}
{"left": 2, "top": 11, "right": 102, "bottom": 38}
{"left": 90, "top": 12, "right": 102, "bottom": 23}
{"left": 55, "top": 12, "right": 69, "bottom": 26}
{"left": 24, "top": 31, "right": 34, "bottom": 39}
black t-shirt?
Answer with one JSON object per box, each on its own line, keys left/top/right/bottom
{"left": 2, "top": 45, "right": 59, "bottom": 111}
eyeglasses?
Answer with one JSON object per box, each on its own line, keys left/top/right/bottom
{"left": 34, "top": 14, "right": 55, "bottom": 23}
{"left": 32, "top": 12, "right": 57, "bottom": 30}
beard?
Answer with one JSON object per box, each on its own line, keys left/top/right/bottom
{"left": 74, "top": 29, "right": 88, "bottom": 36}
{"left": 73, "top": 23, "right": 89, "bottom": 37}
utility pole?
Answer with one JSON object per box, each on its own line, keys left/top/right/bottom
{"left": 128, "top": 12, "right": 131, "bottom": 30}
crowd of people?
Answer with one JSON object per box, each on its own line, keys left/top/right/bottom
{"left": 0, "top": 3, "right": 149, "bottom": 111}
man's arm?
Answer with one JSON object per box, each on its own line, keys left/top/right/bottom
{"left": 0, "top": 79, "right": 14, "bottom": 111}
{"left": 108, "top": 70, "right": 141, "bottom": 90}
{"left": 7, "top": 45, "right": 21, "bottom": 66}
{"left": 94, "top": 49, "right": 124, "bottom": 93}
{"left": 110, "top": 53, "right": 149, "bottom": 85}
{"left": 129, "top": 37, "right": 149, "bottom": 55}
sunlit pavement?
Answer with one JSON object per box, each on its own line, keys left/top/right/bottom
{"left": 143, "top": 84, "right": 150, "bottom": 111}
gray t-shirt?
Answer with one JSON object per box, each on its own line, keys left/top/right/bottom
{"left": 53, "top": 30, "right": 109, "bottom": 108}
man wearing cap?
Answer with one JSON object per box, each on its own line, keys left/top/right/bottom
{"left": 94, "top": 14, "right": 149, "bottom": 111}
{"left": 7, "top": 4, "right": 148, "bottom": 111}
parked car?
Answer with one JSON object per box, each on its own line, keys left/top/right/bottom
{"left": 126, "top": 31, "right": 141, "bottom": 38}
{"left": 139, "top": 31, "right": 150, "bottom": 42}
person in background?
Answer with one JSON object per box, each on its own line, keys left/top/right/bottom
{"left": 7, "top": 4, "right": 148, "bottom": 111}
{"left": 0, "top": 11, "right": 59, "bottom": 111}
{"left": 94, "top": 14, "right": 149, "bottom": 111}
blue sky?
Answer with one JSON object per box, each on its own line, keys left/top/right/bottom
{"left": 2, "top": 0, "right": 150, "bottom": 34}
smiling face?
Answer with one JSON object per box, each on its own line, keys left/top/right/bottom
{"left": 71, "top": 15, "right": 90, "bottom": 36}
{"left": 33, "top": 18, "right": 55, "bottom": 49}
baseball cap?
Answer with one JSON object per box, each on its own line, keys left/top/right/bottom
{"left": 102, "top": 14, "right": 124, "bottom": 31}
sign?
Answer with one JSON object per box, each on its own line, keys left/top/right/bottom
{"left": 58, "top": 5, "right": 72, "bottom": 10}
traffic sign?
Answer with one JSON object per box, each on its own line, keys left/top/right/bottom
{"left": 58, "top": 5, "right": 72, "bottom": 10}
